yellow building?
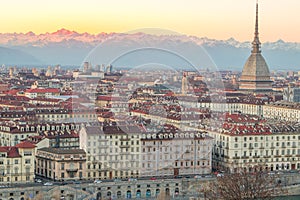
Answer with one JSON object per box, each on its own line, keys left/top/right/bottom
{"left": 35, "top": 148, "right": 86, "bottom": 181}
{"left": 0, "top": 141, "right": 36, "bottom": 184}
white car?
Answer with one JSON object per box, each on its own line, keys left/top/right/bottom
{"left": 35, "top": 179, "right": 42, "bottom": 183}
{"left": 94, "top": 180, "right": 102, "bottom": 184}
{"left": 217, "top": 173, "right": 224, "bottom": 177}
{"left": 44, "top": 182, "right": 53, "bottom": 186}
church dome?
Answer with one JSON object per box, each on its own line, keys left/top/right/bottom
{"left": 240, "top": 53, "right": 270, "bottom": 81}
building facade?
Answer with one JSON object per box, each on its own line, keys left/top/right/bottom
{"left": 140, "top": 131, "right": 213, "bottom": 177}
{"left": 35, "top": 148, "right": 86, "bottom": 181}
{"left": 0, "top": 141, "right": 36, "bottom": 184}
{"left": 263, "top": 101, "right": 300, "bottom": 122}
{"left": 211, "top": 130, "right": 300, "bottom": 173}
{"left": 80, "top": 125, "right": 141, "bottom": 180}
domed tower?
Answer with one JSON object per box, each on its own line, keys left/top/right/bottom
{"left": 239, "top": 1, "right": 272, "bottom": 92}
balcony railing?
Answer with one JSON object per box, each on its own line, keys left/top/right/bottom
{"left": 66, "top": 168, "right": 78, "bottom": 172}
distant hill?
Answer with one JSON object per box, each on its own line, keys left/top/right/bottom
{"left": 0, "top": 29, "right": 300, "bottom": 70}
{"left": 0, "top": 46, "right": 40, "bottom": 65}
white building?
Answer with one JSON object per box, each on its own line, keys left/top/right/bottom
{"left": 140, "top": 131, "right": 213, "bottom": 177}
{"left": 263, "top": 101, "right": 300, "bottom": 122}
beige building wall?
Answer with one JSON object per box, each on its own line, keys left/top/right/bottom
{"left": 36, "top": 148, "right": 86, "bottom": 181}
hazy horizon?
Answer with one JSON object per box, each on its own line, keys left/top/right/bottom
{"left": 1, "top": 0, "right": 300, "bottom": 42}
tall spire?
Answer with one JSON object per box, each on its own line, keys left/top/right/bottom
{"left": 252, "top": 0, "right": 261, "bottom": 53}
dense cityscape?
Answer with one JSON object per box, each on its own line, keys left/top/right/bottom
{"left": 1, "top": 1, "right": 300, "bottom": 200}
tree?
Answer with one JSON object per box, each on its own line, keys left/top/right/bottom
{"left": 202, "top": 168, "right": 285, "bottom": 200}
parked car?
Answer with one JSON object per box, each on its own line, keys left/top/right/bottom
{"left": 44, "top": 182, "right": 53, "bottom": 186}
{"left": 194, "top": 175, "right": 202, "bottom": 179}
{"left": 128, "top": 178, "right": 137, "bottom": 182}
{"left": 35, "top": 179, "right": 42, "bottom": 183}
{"left": 94, "top": 180, "right": 102, "bottom": 184}
{"left": 150, "top": 177, "right": 156, "bottom": 180}
{"left": 114, "top": 179, "right": 122, "bottom": 182}
{"left": 217, "top": 173, "right": 224, "bottom": 177}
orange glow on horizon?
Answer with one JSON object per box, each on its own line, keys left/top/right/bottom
{"left": 1, "top": 0, "right": 300, "bottom": 42}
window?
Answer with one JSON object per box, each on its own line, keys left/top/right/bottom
{"left": 24, "top": 151, "right": 32, "bottom": 156}
{"left": 25, "top": 159, "right": 30, "bottom": 164}
{"left": 61, "top": 163, "right": 65, "bottom": 170}
{"left": 14, "top": 160, "right": 18, "bottom": 164}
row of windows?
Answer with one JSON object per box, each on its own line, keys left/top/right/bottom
{"left": 88, "top": 140, "right": 139, "bottom": 146}
{"left": 219, "top": 135, "right": 300, "bottom": 143}
{"left": 87, "top": 170, "right": 138, "bottom": 178}
{"left": 87, "top": 162, "right": 139, "bottom": 169}
{"left": 143, "top": 160, "right": 210, "bottom": 168}
{"left": 88, "top": 135, "right": 139, "bottom": 140}
{"left": 87, "top": 147, "right": 139, "bottom": 155}
{"left": 233, "top": 141, "right": 298, "bottom": 148}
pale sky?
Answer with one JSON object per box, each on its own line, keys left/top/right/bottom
{"left": 1, "top": 0, "right": 300, "bottom": 42}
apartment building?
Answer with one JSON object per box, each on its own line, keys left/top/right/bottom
{"left": 140, "top": 129, "right": 213, "bottom": 177}
{"left": 0, "top": 122, "right": 80, "bottom": 146}
{"left": 0, "top": 141, "right": 36, "bottom": 184}
{"left": 35, "top": 109, "right": 98, "bottom": 123}
{"left": 206, "top": 113, "right": 300, "bottom": 172}
{"left": 80, "top": 122, "right": 214, "bottom": 179}
{"left": 263, "top": 101, "right": 300, "bottom": 122}
{"left": 79, "top": 124, "right": 142, "bottom": 180}
{"left": 24, "top": 88, "right": 60, "bottom": 99}
{"left": 35, "top": 148, "right": 86, "bottom": 181}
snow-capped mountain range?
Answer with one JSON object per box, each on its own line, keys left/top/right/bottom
{"left": 0, "top": 28, "right": 300, "bottom": 70}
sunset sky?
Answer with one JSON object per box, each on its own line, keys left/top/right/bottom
{"left": 1, "top": 0, "right": 300, "bottom": 42}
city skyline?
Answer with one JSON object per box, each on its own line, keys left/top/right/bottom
{"left": 1, "top": 0, "right": 300, "bottom": 42}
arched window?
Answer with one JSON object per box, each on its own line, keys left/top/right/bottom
{"left": 117, "top": 191, "right": 121, "bottom": 198}
{"left": 155, "top": 189, "right": 160, "bottom": 196}
{"left": 146, "top": 189, "right": 151, "bottom": 198}
{"left": 136, "top": 190, "right": 141, "bottom": 198}
{"left": 107, "top": 191, "right": 111, "bottom": 197}
{"left": 126, "top": 190, "right": 131, "bottom": 199}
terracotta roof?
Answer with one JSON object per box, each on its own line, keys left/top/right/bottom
{"left": 7, "top": 147, "right": 21, "bottom": 158}
{"left": 15, "top": 141, "right": 36, "bottom": 148}
{"left": 25, "top": 88, "right": 60, "bottom": 93}
{"left": 0, "top": 147, "right": 21, "bottom": 158}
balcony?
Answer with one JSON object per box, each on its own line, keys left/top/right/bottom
{"left": 119, "top": 145, "right": 130, "bottom": 148}
{"left": 120, "top": 138, "right": 130, "bottom": 141}
{"left": 66, "top": 168, "right": 78, "bottom": 172}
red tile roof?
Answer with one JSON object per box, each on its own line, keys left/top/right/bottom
{"left": 15, "top": 141, "right": 36, "bottom": 148}
{"left": 0, "top": 147, "right": 21, "bottom": 158}
{"left": 7, "top": 147, "right": 21, "bottom": 158}
{"left": 25, "top": 88, "right": 60, "bottom": 93}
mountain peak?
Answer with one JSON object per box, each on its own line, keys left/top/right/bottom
{"left": 53, "top": 28, "right": 77, "bottom": 35}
